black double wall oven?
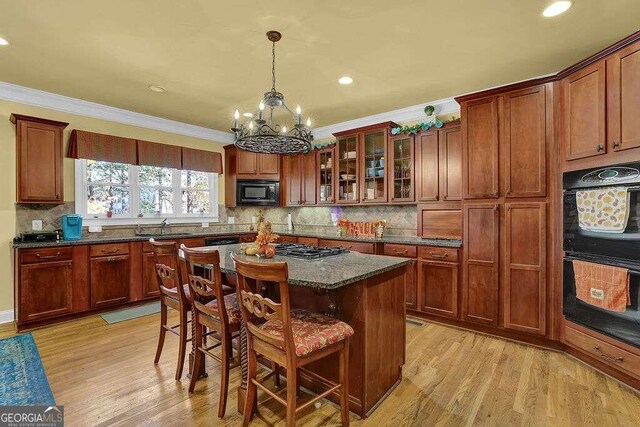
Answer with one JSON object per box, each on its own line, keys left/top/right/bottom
{"left": 563, "top": 162, "right": 640, "bottom": 348}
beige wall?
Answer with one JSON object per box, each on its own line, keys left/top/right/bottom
{"left": 0, "top": 99, "right": 228, "bottom": 312}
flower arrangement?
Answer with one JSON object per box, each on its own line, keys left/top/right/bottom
{"left": 254, "top": 221, "right": 279, "bottom": 258}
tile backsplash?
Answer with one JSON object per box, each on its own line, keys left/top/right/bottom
{"left": 15, "top": 203, "right": 418, "bottom": 237}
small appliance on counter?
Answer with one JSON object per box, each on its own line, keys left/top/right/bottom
{"left": 14, "top": 231, "right": 61, "bottom": 243}
{"left": 61, "top": 214, "right": 83, "bottom": 241}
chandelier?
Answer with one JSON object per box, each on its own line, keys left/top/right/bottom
{"left": 231, "top": 31, "right": 313, "bottom": 154}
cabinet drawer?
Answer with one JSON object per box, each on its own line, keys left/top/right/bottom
{"left": 418, "top": 246, "right": 459, "bottom": 262}
{"left": 240, "top": 234, "right": 257, "bottom": 243}
{"left": 179, "top": 238, "right": 206, "bottom": 248}
{"left": 383, "top": 244, "right": 417, "bottom": 258}
{"left": 90, "top": 243, "right": 129, "bottom": 257}
{"left": 318, "top": 239, "right": 375, "bottom": 254}
{"left": 21, "top": 247, "right": 73, "bottom": 264}
{"left": 565, "top": 326, "right": 640, "bottom": 379}
{"left": 142, "top": 241, "right": 153, "bottom": 253}
{"left": 277, "top": 235, "right": 298, "bottom": 244}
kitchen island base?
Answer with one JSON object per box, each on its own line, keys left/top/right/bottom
{"left": 236, "top": 264, "right": 407, "bottom": 419}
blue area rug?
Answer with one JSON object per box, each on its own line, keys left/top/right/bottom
{"left": 100, "top": 302, "right": 161, "bottom": 324}
{"left": 0, "top": 333, "right": 55, "bottom": 405}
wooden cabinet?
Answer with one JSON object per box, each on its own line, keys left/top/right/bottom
{"left": 11, "top": 114, "right": 68, "bottom": 204}
{"left": 561, "top": 61, "right": 607, "bottom": 162}
{"left": 503, "top": 85, "right": 547, "bottom": 198}
{"left": 416, "top": 124, "right": 462, "bottom": 203}
{"left": 417, "top": 204, "right": 462, "bottom": 239}
{"left": 419, "top": 259, "right": 458, "bottom": 318}
{"left": 317, "top": 147, "right": 335, "bottom": 204}
{"left": 237, "top": 150, "right": 280, "bottom": 178}
{"left": 383, "top": 244, "right": 418, "bottom": 310}
{"left": 276, "top": 235, "right": 298, "bottom": 244}
{"left": 20, "top": 260, "right": 73, "bottom": 322}
{"left": 504, "top": 202, "right": 546, "bottom": 335}
{"left": 361, "top": 128, "right": 388, "bottom": 203}
{"left": 141, "top": 251, "right": 160, "bottom": 299}
{"left": 462, "top": 203, "right": 499, "bottom": 326}
{"left": 388, "top": 134, "right": 415, "bottom": 202}
{"left": 284, "top": 151, "right": 316, "bottom": 206}
{"left": 90, "top": 254, "right": 130, "bottom": 308}
{"left": 607, "top": 40, "right": 640, "bottom": 153}
{"left": 336, "top": 134, "right": 359, "bottom": 204}
{"left": 334, "top": 122, "right": 396, "bottom": 205}
{"left": 439, "top": 126, "right": 462, "bottom": 201}
{"left": 416, "top": 130, "right": 439, "bottom": 201}
{"left": 462, "top": 98, "right": 499, "bottom": 199}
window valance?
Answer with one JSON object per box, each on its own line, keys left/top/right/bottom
{"left": 67, "top": 130, "right": 223, "bottom": 174}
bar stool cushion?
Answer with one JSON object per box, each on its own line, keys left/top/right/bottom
{"left": 205, "top": 294, "right": 243, "bottom": 324}
{"left": 260, "top": 309, "right": 354, "bottom": 357}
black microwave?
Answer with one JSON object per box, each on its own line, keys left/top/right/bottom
{"left": 236, "top": 180, "right": 280, "bottom": 206}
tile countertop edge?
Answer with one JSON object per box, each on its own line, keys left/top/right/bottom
{"left": 12, "top": 231, "right": 462, "bottom": 249}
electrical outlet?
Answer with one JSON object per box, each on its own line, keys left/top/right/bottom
{"left": 88, "top": 225, "right": 102, "bottom": 233}
{"left": 32, "top": 220, "right": 43, "bottom": 231}
{"left": 201, "top": 222, "right": 209, "bottom": 228}
{"left": 227, "top": 217, "right": 236, "bottom": 224}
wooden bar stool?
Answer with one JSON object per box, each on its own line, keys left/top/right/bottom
{"left": 231, "top": 253, "right": 353, "bottom": 427}
{"left": 150, "top": 239, "right": 191, "bottom": 381}
{"left": 182, "top": 246, "right": 242, "bottom": 418}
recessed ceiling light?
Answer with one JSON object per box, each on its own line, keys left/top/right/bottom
{"left": 338, "top": 76, "right": 353, "bottom": 85}
{"left": 543, "top": 1, "right": 572, "bottom": 17}
{"left": 243, "top": 112, "right": 254, "bottom": 118}
{"left": 148, "top": 85, "right": 166, "bottom": 93}
{"left": 0, "top": 37, "right": 9, "bottom": 46}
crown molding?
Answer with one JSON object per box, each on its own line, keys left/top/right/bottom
{"left": 0, "top": 81, "right": 235, "bottom": 143}
{"left": 311, "top": 97, "right": 459, "bottom": 140}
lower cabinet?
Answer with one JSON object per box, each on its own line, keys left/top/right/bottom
{"left": 141, "top": 251, "right": 161, "bottom": 299}
{"left": 383, "top": 244, "right": 418, "bottom": 310}
{"left": 419, "top": 259, "right": 458, "bottom": 318}
{"left": 462, "top": 203, "right": 500, "bottom": 326}
{"left": 20, "top": 260, "right": 73, "bottom": 322}
{"left": 90, "top": 254, "right": 131, "bottom": 308}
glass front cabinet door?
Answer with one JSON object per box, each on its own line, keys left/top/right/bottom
{"left": 361, "top": 129, "right": 388, "bottom": 203}
{"left": 388, "top": 134, "right": 415, "bottom": 202}
{"left": 337, "top": 134, "right": 359, "bottom": 203}
{"left": 316, "top": 147, "right": 335, "bottom": 204}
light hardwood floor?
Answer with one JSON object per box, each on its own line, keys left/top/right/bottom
{"left": 2, "top": 312, "right": 639, "bottom": 426}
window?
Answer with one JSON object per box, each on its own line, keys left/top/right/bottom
{"left": 76, "top": 159, "right": 218, "bottom": 225}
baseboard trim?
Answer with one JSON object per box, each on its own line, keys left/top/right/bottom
{"left": 0, "top": 310, "right": 15, "bottom": 324}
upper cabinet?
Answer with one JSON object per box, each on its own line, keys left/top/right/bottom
{"left": 333, "top": 122, "right": 397, "bottom": 205}
{"left": 388, "top": 134, "right": 415, "bottom": 203}
{"left": 283, "top": 151, "right": 316, "bottom": 206}
{"left": 317, "top": 147, "right": 335, "bottom": 204}
{"left": 11, "top": 114, "right": 68, "bottom": 204}
{"left": 561, "top": 37, "right": 640, "bottom": 170}
{"left": 415, "top": 123, "right": 461, "bottom": 203}
{"left": 236, "top": 149, "right": 280, "bottom": 179}
{"left": 503, "top": 85, "right": 547, "bottom": 198}
{"left": 462, "top": 97, "right": 500, "bottom": 199}
{"left": 607, "top": 40, "right": 640, "bottom": 153}
{"left": 560, "top": 61, "right": 607, "bottom": 162}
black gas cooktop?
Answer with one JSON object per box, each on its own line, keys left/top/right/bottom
{"left": 275, "top": 243, "right": 348, "bottom": 260}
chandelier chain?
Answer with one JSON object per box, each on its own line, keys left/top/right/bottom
{"left": 271, "top": 41, "right": 276, "bottom": 92}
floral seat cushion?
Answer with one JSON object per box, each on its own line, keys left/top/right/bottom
{"left": 205, "top": 294, "right": 243, "bottom": 324}
{"left": 260, "top": 309, "right": 354, "bottom": 357}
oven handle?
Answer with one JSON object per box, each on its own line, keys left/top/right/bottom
{"left": 564, "top": 254, "right": 640, "bottom": 276}
{"left": 564, "top": 186, "right": 640, "bottom": 195}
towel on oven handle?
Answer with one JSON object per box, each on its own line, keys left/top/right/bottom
{"left": 576, "top": 186, "right": 630, "bottom": 233}
{"left": 572, "top": 259, "right": 630, "bottom": 312}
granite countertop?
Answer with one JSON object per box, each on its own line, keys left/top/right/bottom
{"left": 12, "top": 229, "right": 462, "bottom": 249}
{"left": 185, "top": 244, "right": 411, "bottom": 290}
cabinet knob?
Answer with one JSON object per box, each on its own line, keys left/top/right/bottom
{"left": 596, "top": 144, "right": 604, "bottom": 152}
{"left": 612, "top": 141, "right": 621, "bottom": 149}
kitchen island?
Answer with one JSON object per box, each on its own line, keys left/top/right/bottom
{"left": 192, "top": 243, "right": 411, "bottom": 419}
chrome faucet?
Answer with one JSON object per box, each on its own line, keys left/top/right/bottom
{"left": 160, "top": 218, "right": 169, "bottom": 235}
